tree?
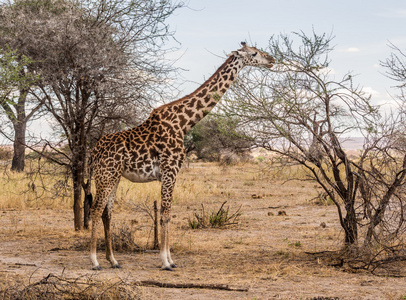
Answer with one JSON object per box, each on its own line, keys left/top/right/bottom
{"left": 223, "top": 31, "right": 406, "bottom": 260}
{"left": 381, "top": 43, "right": 406, "bottom": 89}
{"left": 0, "top": 0, "right": 184, "bottom": 230}
{"left": 0, "top": 48, "right": 40, "bottom": 172}
{"left": 184, "top": 114, "right": 253, "bottom": 161}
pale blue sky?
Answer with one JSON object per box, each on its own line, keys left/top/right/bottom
{"left": 166, "top": 0, "right": 406, "bottom": 105}
{"left": 2, "top": 1, "right": 406, "bottom": 144}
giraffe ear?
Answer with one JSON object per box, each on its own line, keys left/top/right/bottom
{"left": 228, "top": 50, "right": 250, "bottom": 57}
{"left": 227, "top": 51, "right": 239, "bottom": 57}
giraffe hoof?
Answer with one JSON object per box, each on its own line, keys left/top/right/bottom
{"left": 170, "top": 263, "right": 177, "bottom": 268}
{"left": 162, "top": 266, "right": 174, "bottom": 271}
{"left": 111, "top": 264, "right": 121, "bottom": 269}
{"left": 92, "top": 266, "right": 102, "bottom": 271}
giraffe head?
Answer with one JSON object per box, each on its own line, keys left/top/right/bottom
{"left": 229, "top": 42, "right": 275, "bottom": 68}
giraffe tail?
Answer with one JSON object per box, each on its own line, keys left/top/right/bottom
{"left": 84, "top": 155, "right": 94, "bottom": 224}
{"left": 85, "top": 189, "right": 93, "bottom": 213}
{"left": 83, "top": 179, "right": 93, "bottom": 228}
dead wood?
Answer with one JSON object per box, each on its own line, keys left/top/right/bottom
{"left": 134, "top": 280, "right": 249, "bottom": 292}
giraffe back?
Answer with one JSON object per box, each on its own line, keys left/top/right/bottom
{"left": 90, "top": 108, "right": 185, "bottom": 184}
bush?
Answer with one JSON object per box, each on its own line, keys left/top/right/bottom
{"left": 188, "top": 201, "right": 242, "bottom": 229}
{"left": 184, "top": 115, "right": 253, "bottom": 161}
{"left": 0, "top": 146, "right": 12, "bottom": 160}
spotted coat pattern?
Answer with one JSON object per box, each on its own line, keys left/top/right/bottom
{"left": 89, "top": 43, "right": 275, "bottom": 270}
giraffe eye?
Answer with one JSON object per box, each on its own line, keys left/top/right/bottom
{"left": 252, "top": 52, "right": 258, "bottom": 57}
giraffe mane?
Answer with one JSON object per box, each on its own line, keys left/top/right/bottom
{"left": 153, "top": 55, "right": 235, "bottom": 112}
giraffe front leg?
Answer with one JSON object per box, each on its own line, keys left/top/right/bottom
{"left": 90, "top": 209, "right": 102, "bottom": 270}
{"left": 160, "top": 209, "right": 174, "bottom": 271}
{"left": 159, "top": 170, "right": 177, "bottom": 271}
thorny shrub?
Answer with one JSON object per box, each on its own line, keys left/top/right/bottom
{"left": 188, "top": 201, "right": 242, "bottom": 229}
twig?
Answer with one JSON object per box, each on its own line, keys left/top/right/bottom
{"left": 134, "top": 280, "right": 249, "bottom": 292}
{"left": 215, "top": 201, "right": 227, "bottom": 218}
{"left": 153, "top": 200, "right": 159, "bottom": 250}
{"left": 14, "top": 263, "right": 37, "bottom": 267}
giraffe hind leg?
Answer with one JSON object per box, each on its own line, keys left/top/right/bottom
{"left": 102, "top": 202, "right": 120, "bottom": 268}
{"left": 89, "top": 181, "right": 119, "bottom": 270}
{"left": 90, "top": 198, "right": 103, "bottom": 270}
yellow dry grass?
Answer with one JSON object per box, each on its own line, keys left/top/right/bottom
{"left": 0, "top": 161, "right": 279, "bottom": 210}
{"left": 1, "top": 160, "right": 405, "bottom": 299}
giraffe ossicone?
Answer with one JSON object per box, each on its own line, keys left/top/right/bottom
{"left": 88, "top": 42, "right": 275, "bottom": 271}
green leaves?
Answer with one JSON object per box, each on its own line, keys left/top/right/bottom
{"left": 0, "top": 47, "right": 38, "bottom": 116}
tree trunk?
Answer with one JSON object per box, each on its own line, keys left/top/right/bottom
{"left": 11, "top": 120, "right": 26, "bottom": 172}
{"left": 343, "top": 201, "right": 358, "bottom": 245}
{"left": 11, "top": 91, "right": 28, "bottom": 172}
{"left": 71, "top": 140, "right": 86, "bottom": 231}
{"left": 72, "top": 164, "right": 84, "bottom": 231}
{"left": 71, "top": 111, "right": 87, "bottom": 230}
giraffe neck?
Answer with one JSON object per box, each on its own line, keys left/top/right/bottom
{"left": 154, "top": 55, "right": 244, "bottom": 134}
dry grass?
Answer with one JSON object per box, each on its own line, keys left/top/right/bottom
{"left": 1, "top": 161, "right": 406, "bottom": 299}
{"left": 0, "top": 161, "right": 243, "bottom": 211}
{"left": 0, "top": 161, "right": 73, "bottom": 210}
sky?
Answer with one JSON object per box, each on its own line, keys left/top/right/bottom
{"left": 165, "top": 0, "right": 406, "bottom": 106}
{"left": 1, "top": 0, "right": 406, "bottom": 144}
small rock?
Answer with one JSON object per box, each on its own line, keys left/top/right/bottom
{"left": 278, "top": 210, "right": 287, "bottom": 216}
{"left": 320, "top": 222, "right": 326, "bottom": 228}
{"left": 267, "top": 211, "right": 274, "bottom": 216}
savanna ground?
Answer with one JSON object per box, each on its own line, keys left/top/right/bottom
{"left": 0, "top": 159, "right": 405, "bottom": 299}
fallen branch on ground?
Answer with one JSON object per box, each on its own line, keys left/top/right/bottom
{"left": 135, "top": 280, "right": 249, "bottom": 292}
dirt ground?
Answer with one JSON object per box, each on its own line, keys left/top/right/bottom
{"left": 0, "top": 162, "right": 405, "bottom": 299}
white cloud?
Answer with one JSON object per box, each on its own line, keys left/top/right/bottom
{"left": 338, "top": 47, "right": 361, "bottom": 53}
{"left": 319, "top": 67, "right": 336, "bottom": 75}
{"left": 345, "top": 47, "right": 361, "bottom": 53}
{"left": 363, "top": 86, "right": 380, "bottom": 97}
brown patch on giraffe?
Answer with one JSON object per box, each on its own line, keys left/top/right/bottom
{"left": 195, "top": 100, "right": 204, "bottom": 110}
{"left": 179, "top": 115, "right": 187, "bottom": 128}
{"left": 184, "top": 109, "right": 194, "bottom": 118}
{"left": 196, "top": 89, "right": 207, "bottom": 98}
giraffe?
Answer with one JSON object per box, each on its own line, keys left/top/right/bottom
{"left": 88, "top": 42, "right": 275, "bottom": 271}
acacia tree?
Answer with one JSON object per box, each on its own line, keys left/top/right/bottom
{"left": 222, "top": 31, "right": 406, "bottom": 260}
{"left": 0, "top": 48, "right": 41, "bottom": 172}
{"left": 184, "top": 114, "right": 253, "bottom": 161}
{"left": 381, "top": 43, "right": 406, "bottom": 90}
{"left": 0, "top": 0, "right": 183, "bottom": 230}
